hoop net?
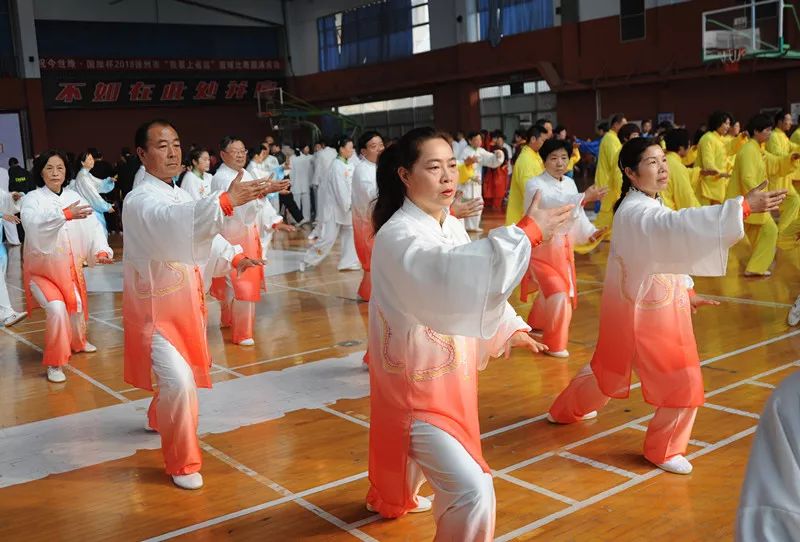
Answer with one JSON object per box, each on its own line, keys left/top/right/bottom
{"left": 721, "top": 47, "right": 747, "bottom": 72}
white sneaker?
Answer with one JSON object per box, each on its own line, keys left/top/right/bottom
{"left": 367, "top": 495, "right": 431, "bottom": 514}
{"left": 546, "top": 411, "right": 597, "bottom": 424}
{"left": 237, "top": 338, "right": 255, "bottom": 346}
{"left": 47, "top": 366, "right": 66, "bottom": 383}
{"left": 788, "top": 294, "right": 800, "bottom": 326}
{"left": 80, "top": 342, "right": 98, "bottom": 353}
{"left": 172, "top": 473, "right": 204, "bottom": 490}
{"left": 654, "top": 454, "right": 693, "bottom": 475}
{"left": 2, "top": 311, "right": 27, "bottom": 327}
{"left": 545, "top": 350, "right": 569, "bottom": 358}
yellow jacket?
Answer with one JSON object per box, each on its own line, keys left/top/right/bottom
{"left": 792, "top": 128, "right": 800, "bottom": 146}
{"left": 726, "top": 139, "right": 795, "bottom": 224}
{"left": 765, "top": 128, "right": 800, "bottom": 190}
{"left": 661, "top": 152, "right": 701, "bottom": 210}
{"left": 505, "top": 145, "right": 544, "bottom": 225}
{"left": 681, "top": 145, "right": 698, "bottom": 167}
{"left": 696, "top": 131, "right": 733, "bottom": 202}
{"left": 567, "top": 146, "right": 581, "bottom": 172}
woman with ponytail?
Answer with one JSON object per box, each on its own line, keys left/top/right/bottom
{"left": 549, "top": 137, "right": 787, "bottom": 475}
{"left": 366, "top": 127, "right": 575, "bottom": 541}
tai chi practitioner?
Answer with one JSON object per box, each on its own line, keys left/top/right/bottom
{"left": 302, "top": 137, "right": 360, "bottom": 271}
{"left": 0, "top": 188, "right": 26, "bottom": 327}
{"left": 725, "top": 114, "right": 799, "bottom": 277}
{"left": 210, "top": 136, "right": 289, "bottom": 346}
{"left": 123, "top": 119, "right": 270, "bottom": 490}
{"left": 547, "top": 138, "right": 786, "bottom": 475}
{"left": 351, "top": 131, "right": 384, "bottom": 301}
{"left": 69, "top": 151, "right": 116, "bottom": 236}
{"left": 366, "top": 127, "right": 574, "bottom": 541}
{"left": 22, "top": 150, "right": 114, "bottom": 383}
{"left": 457, "top": 131, "right": 504, "bottom": 232}
{"left": 521, "top": 139, "right": 607, "bottom": 358}
{"left": 592, "top": 113, "right": 626, "bottom": 233}
{"left": 179, "top": 148, "right": 214, "bottom": 202}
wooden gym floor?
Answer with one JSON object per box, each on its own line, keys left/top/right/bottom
{"left": 0, "top": 208, "right": 798, "bottom": 541}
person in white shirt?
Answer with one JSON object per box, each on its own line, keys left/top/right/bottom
{"left": 302, "top": 136, "right": 360, "bottom": 271}
{"left": 458, "top": 131, "right": 504, "bottom": 232}
{"left": 0, "top": 166, "right": 20, "bottom": 245}
{"left": 123, "top": 119, "right": 271, "bottom": 490}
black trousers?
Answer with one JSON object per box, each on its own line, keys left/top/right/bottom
{"left": 280, "top": 192, "right": 304, "bottom": 223}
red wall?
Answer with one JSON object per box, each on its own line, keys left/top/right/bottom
{"left": 44, "top": 103, "right": 272, "bottom": 158}
{"left": 288, "top": 0, "right": 800, "bottom": 138}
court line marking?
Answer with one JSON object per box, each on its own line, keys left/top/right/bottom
{"left": 494, "top": 425, "right": 758, "bottom": 542}
{"left": 0, "top": 325, "right": 130, "bottom": 403}
{"left": 627, "top": 424, "right": 713, "bottom": 448}
{"left": 150, "top": 351, "right": 797, "bottom": 541}
{"left": 558, "top": 451, "right": 638, "bottom": 479}
{"left": 747, "top": 380, "right": 776, "bottom": 389}
{"left": 319, "top": 405, "right": 371, "bottom": 429}
{"left": 494, "top": 472, "right": 578, "bottom": 506}
{"left": 703, "top": 402, "right": 761, "bottom": 420}
{"left": 2, "top": 275, "right": 794, "bottom": 541}
{"left": 142, "top": 441, "right": 377, "bottom": 542}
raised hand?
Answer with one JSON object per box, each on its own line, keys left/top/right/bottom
{"left": 588, "top": 226, "right": 608, "bottom": 243}
{"left": 274, "top": 223, "right": 297, "bottom": 232}
{"left": 451, "top": 193, "right": 484, "bottom": 219}
{"left": 745, "top": 181, "right": 788, "bottom": 213}
{"left": 525, "top": 190, "right": 574, "bottom": 241}
{"left": 236, "top": 256, "right": 266, "bottom": 274}
{"left": 583, "top": 184, "right": 608, "bottom": 204}
{"left": 503, "top": 330, "right": 548, "bottom": 359}
{"left": 227, "top": 170, "right": 272, "bottom": 207}
{"left": 65, "top": 202, "right": 93, "bottom": 220}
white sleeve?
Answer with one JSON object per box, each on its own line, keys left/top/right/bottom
{"left": 477, "top": 148, "right": 503, "bottom": 168}
{"left": 625, "top": 197, "right": 745, "bottom": 276}
{"left": 373, "top": 221, "right": 533, "bottom": 339}
{"left": 122, "top": 190, "right": 226, "bottom": 264}
{"left": 20, "top": 195, "right": 69, "bottom": 253}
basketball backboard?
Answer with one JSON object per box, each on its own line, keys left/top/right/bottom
{"left": 701, "top": 0, "right": 797, "bottom": 62}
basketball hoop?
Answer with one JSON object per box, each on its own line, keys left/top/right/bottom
{"left": 721, "top": 47, "right": 746, "bottom": 73}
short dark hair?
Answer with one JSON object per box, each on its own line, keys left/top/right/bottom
{"left": 525, "top": 125, "right": 544, "bottom": 141}
{"left": 466, "top": 131, "right": 481, "bottom": 140}
{"left": 618, "top": 123, "right": 641, "bottom": 143}
{"left": 597, "top": 122, "right": 609, "bottom": 132}
{"left": 708, "top": 110, "right": 733, "bottom": 131}
{"left": 8, "top": 157, "right": 18, "bottom": 167}
{"left": 32, "top": 149, "right": 71, "bottom": 187}
{"left": 358, "top": 130, "right": 383, "bottom": 151}
{"left": 135, "top": 119, "right": 176, "bottom": 150}
{"left": 608, "top": 113, "right": 625, "bottom": 127}
{"left": 219, "top": 135, "right": 243, "bottom": 152}
{"left": 746, "top": 113, "right": 773, "bottom": 135}
{"left": 774, "top": 109, "right": 790, "bottom": 126}
{"left": 539, "top": 139, "right": 572, "bottom": 161}
{"left": 664, "top": 128, "right": 690, "bottom": 152}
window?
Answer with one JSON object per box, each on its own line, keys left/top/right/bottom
{"left": 412, "top": 0, "right": 430, "bottom": 54}
{"left": 477, "top": 0, "right": 554, "bottom": 42}
{"left": 337, "top": 94, "right": 433, "bottom": 116}
{"left": 620, "top": 0, "right": 646, "bottom": 42}
{"left": 318, "top": 0, "right": 430, "bottom": 73}
{"left": 337, "top": 94, "right": 434, "bottom": 136}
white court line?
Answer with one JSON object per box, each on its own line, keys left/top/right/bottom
{"left": 14, "top": 327, "right": 47, "bottom": 335}
{"left": 495, "top": 425, "right": 760, "bottom": 542}
{"left": 0, "top": 325, "right": 131, "bottom": 403}
{"left": 747, "top": 380, "right": 777, "bottom": 389}
{"left": 269, "top": 282, "right": 362, "bottom": 302}
{"left": 142, "top": 441, "right": 378, "bottom": 542}
{"left": 703, "top": 402, "right": 760, "bottom": 420}
{"left": 230, "top": 345, "right": 339, "bottom": 370}
{"left": 319, "top": 405, "right": 370, "bottom": 429}
{"left": 704, "top": 294, "right": 792, "bottom": 309}
{"left": 558, "top": 451, "right": 638, "bottom": 479}
{"left": 494, "top": 472, "right": 578, "bottom": 505}
{"left": 496, "top": 452, "right": 555, "bottom": 475}
{"left": 627, "top": 424, "right": 712, "bottom": 447}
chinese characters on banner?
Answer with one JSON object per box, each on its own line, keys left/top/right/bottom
{"left": 39, "top": 56, "right": 284, "bottom": 109}
{"left": 45, "top": 78, "right": 280, "bottom": 108}
{"left": 39, "top": 57, "right": 283, "bottom": 72}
